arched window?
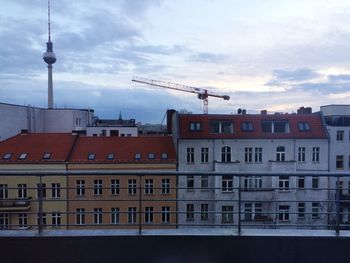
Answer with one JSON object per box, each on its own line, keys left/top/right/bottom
{"left": 221, "top": 146, "right": 231, "bottom": 163}
{"left": 276, "top": 146, "right": 285, "bottom": 162}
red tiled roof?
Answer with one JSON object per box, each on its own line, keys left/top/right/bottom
{"left": 0, "top": 133, "right": 77, "bottom": 163}
{"left": 69, "top": 136, "right": 176, "bottom": 163}
{"left": 178, "top": 113, "right": 328, "bottom": 139}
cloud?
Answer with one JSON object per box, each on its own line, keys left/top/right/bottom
{"left": 188, "top": 52, "right": 228, "bottom": 63}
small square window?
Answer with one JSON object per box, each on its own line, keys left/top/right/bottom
{"left": 18, "top": 153, "right": 27, "bottom": 160}
{"left": 42, "top": 153, "right": 51, "bottom": 160}
{"left": 87, "top": 153, "right": 96, "bottom": 160}
{"left": 148, "top": 153, "right": 155, "bottom": 160}
{"left": 135, "top": 153, "right": 142, "bottom": 160}
{"left": 241, "top": 122, "right": 254, "bottom": 131}
{"left": 2, "top": 153, "right": 12, "bottom": 160}
{"left": 107, "top": 153, "right": 115, "bottom": 160}
{"left": 297, "top": 122, "right": 310, "bottom": 131}
{"left": 161, "top": 153, "right": 168, "bottom": 160}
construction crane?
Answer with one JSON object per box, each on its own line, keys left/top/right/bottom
{"left": 132, "top": 76, "right": 230, "bottom": 114}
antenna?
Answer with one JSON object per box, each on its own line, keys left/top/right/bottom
{"left": 48, "top": 0, "right": 51, "bottom": 42}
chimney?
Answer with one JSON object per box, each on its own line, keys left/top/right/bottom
{"left": 297, "top": 107, "right": 312, "bottom": 114}
{"left": 166, "top": 109, "right": 176, "bottom": 134}
{"left": 20, "top": 129, "right": 28, "bottom": 135}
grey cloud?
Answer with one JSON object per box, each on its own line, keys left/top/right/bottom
{"left": 293, "top": 82, "right": 350, "bottom": 95}
{"left": 188, "top": 52, "right": 228, "bottom": 63}
{"left": 328, "top": 74, "right": 350, "bottom": 83}
{"left": 271, "top": 68, "right": 320, "bottom": 82}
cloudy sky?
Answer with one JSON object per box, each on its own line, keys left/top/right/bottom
{"left": 1, "top": 0, "right": 350, "bottom": 123}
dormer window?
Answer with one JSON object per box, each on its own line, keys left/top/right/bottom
{"left": 148, "top": 153, "right": 155, "bottom": 160}
{"left": 241, "top": 122, "right": 254, "bottom": 132}
{"left": 107, "top": 153, "right": 114, "bottom": 160}
{"left": 42, "top": 153, "right": 51, "bottom": 160}
{"left": 87, "top": 153, "right": 96, "bottom": 160}
{"left": 210, "top": 120, "right": 234, "bottom": 134}
{"left": 298, "top": 122, "right": 310, "bottom": 131}
{"left": 18, "top": 153, "right": 27, "bottom": 160}
{"left": 262, "top": 120, "right": 290, "bottom": 133}
{"left": 189, "top": 122, "right": 201, "bottom": 131}
{"left": 2, "top": 153, "right": 12, "bottom": 160}
{"left": 135, "top": 153, "right": 142, "bottom": 160}
{"left": 161, "top": 153, "right": 168, "bottom": 160}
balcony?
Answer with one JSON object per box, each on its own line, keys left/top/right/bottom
{"left": 0, "top": 197, "right": 31, "bottom": 211}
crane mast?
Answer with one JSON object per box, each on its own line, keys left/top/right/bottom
{"left": 132, "top": 76, "right": 230, "bottom": 114}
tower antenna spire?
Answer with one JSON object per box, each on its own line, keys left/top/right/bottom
{"left": 48, "top": 0, "right": 51, "bottom": 42}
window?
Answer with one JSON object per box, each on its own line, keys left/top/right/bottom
{"left": 201, "top": 147, "right": 209, "bottom": 163}
{"left": 312, "top": 147, "right": 320, "bottom": 162}
{"left": 298, "top": 147, "right": 306, "bottom": 162}
{"left": 221, "top": 146, "right": 231, "bottom": 162}
{"left": 278, "top": 205, "right": 289, "bottom": 222}
{"left": 201, "top": 176, "right": 209, "bottom": 190}
{"left": 298, "top": 203, "right": 305, "bottom": 219}
{"left": 244, "top": 203, "right": 262, "bottom": 221}
{"left": 161, "top": 178, "right": 170, "bottom": 194}
{"left": 76, "top": 180, "right": 85, "bottom": 196}
{"left": 222, "top": 175, "right": 233, "bottom": 192}
{"left": 210, "top": 120, "right": 233, "bottom": 134}
{"left": 262, "top": 120, "right": 290, "bottom": 133}
{"left": 337, "top": 130, "right": 344, "bottom": 141}
{"left": 111, "top": 179, "right": 120, "bottom": 195}
{"left": 94, "top": 179, "right": 103, "bottom": 195}
{"left": 222, "top": 206, "right": 234, "bottom": 223}
{"left": 186, "top": 148, "right": 194, "bottom": 163}
{"left": 145, "top": 207, "right": 154, "bottom": 223}
{"left": 245, "top": 147, "right": 253, "bottom": 163}
{"left": 18, "top": 213, "right": 28, "bottom": 228}
{"left": 18, "top": 184, "right": 27, "bottom": 199}
{"left": 2, "top": 153, "right": 12, "bottom": 160}
{"left": 297, "top": 122, "right": 310, "bottom": 131}
{"left": 187, "top": 176, "right": 194, "bottom": 190}
{"left": 128, "top": 207, "right": 137, "bottom": 224}
{"left": 279, "top": 176, "right": 289, "bottom": 191}
{"left": 37, "top": 213, "right": 47, "bottom": 226}
{"left": 349, "top": 155, "right": 350, "bottom": 169}
{"left": 312, "top": 202, "right": 319, "bottom": 219}
{"left": 254, "top": 148, "right": 263, "bottom": 163}
{"left": 148, "top": 153, "right": 155, "bottom": 160}
{"left": 0, "top": 213, "right": 9, "bottom": 229}
{"left": 87, "top": 153, "right": 95, "bottom": 160}
{"left": 186, "top": 204, "right": 194, "bottom": 221}
{"left": 161, "top": 153, "right": 168, "bottom": 160}
{"left": 107, "top": 153, "right": 115, "bottom": 160}
{"left": 18, "top": 153, "right": 27, "bottom": 160}
{"left": 201, "top": 204, "right": 209, "bottom": 221}
{"left": 336, "top": 155, "right": 344, "bottom": 169}
{"left": 312, "top": 176, "right": 319, "bottom": 189}
{"left": 52, "top": 212, "right": 61, "bottom": 226}
{"left": 298, "top": 177, "right": 305, "bottom": 189}
{"left": 51, "top": 183, "right": 60, "bottom": 198}
{"left": 144, "top": 179, "right": 154, "bottom": 195}
{"left": 189, "top": 122, "right": 201, "bottom": 131}
{"left": 128, "top": 179, "right": 137, "bottom": 195}
{"left": 241, "top": 122, "right": 254, "bottom": 132}
{"left": 276, "top": 146, "right": 285, "bottom": 162}
{"left": 94, "top": 208, "right": 103, "bottom": 224}
{"left": 37, "top": 183, "right": 46, "bottom": 199}
{"left": 42, "top": 152, "right": 51, "bottom": 160}
{"left": 111, "top": 207, "right": 120, "bottom": 224}
{"left": 76, "top": 208, "right": 85, "bottom": 225}
{"left": 0, "top": 184, "right": 8, "bottom": 199}
{"left": 134, "top": 153, "right": 142, "bottom": 160}
{"left": 244, "top": 176, "right": 262, "bottom": 189}
{"left": 162, "top": 206, "right": 170, "bottom": 223}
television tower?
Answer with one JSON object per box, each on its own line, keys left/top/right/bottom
{"left": 43, "top": 0, "right": 56, "bottom": 109}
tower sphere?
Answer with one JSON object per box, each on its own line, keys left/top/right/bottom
{"left": 43, "top": 42, "right": 56, "bottom": 64}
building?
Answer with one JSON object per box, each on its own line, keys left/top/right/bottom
{"left": 171, "top": 109, "right": 330, "bottom": 228}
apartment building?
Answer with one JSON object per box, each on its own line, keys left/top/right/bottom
{"left": 67, "top": 136, "right": 177, "bottom": 229}
{"left": 172, "top": 110, "right": 330, "bottom": 228}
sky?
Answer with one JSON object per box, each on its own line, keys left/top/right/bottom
{"left": 1, "top": 0, "right": 350, "bottom": 123}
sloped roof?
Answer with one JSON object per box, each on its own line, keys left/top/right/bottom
{"left": 178, "top": 113, "right": 328, "bottom": 139}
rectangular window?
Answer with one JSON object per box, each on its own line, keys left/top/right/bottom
{"left": 312, "top": 147, "right": 320, "bottom": 162}
{"left": 189, "top": 122, "right": 201, "bottom": 131}
{"left": 111, "top": 179, "right": 120, "bottom": 195}
{"left": 161, "top": 178, "right": 170, "bottom": 194}
{"left": 18, "top": 213, "right": 28, "bottom": 228}
{"left": 0, "top": 213, "right": 9, "bottom": 229}
{"left": 76, "top": 180, "right": 85, "bottom": 196}
{"left": 128, "top": 207, "right": 137, "bottom": 224}
{"left": 298, "top": 203, "right": 305, "bottom": 219}
{"left": 210, "top": 120, "right": 234, "bottom": 134}
{"left": 94, "top": 208, "right": 103, "bottom": 224}
{"left": 145, "top": 207, "right": 154, "bottom": 223}
{"left": 298, "top": 177, "right": 305, "bottom": 189}
{"left": 187, "top": 176, "right": 194, "bottom": 190}
{"left": 93, "top": 180, "right": 103, "bottom": 196}
{"left": 241, "top": 122, "right": 254, "bottom": 131}
{"left": 144, "top": 179, "right": 154, "bottom": 195}
{"left": 18, "top": 184, "right": 27, "bottom": 199}
{"left": 87, "top": 153, "right": 96, "bottom": 160}
{"left": 201, "top": 176, "right": 209, "bottom": 190}
{"left": 279, "top": 176, "right": 289, "bottom": 191}
{"left": 312, "top": 176, "right": 319, "bottom": 189}
{"left": 312, "top": 202, "right": 319, "bottom": 219}
{"left": 222, "top": 175, "right": 233, "bottom": 192}
{"left": 148, "top": 153, "right": 155, "bottom": 160}
{"left": 0, "top": 184, "right": 8, "bottom": 199}
{"left": 297, "top": 122, "right": 310, "bottom": 131}
{"left": 134, "top": 153, "right": 142, "bottom": 160}
{"left": 37, "top": 183, "right": 46, "bottom": 199}
{"left": 201, "top": 203, "right": 209, "bottom": 221}
{"left": 186, "top": 147, "right": 194, "bottom": 163}
{"left": 298, "top": 147, "right": 306, "bottom": 162}
{"left": 243, "top": 176, "right": 262, "bottom": 189}
{"left": 186, "top": 204, "right": 194, "bottom": 221}
{"left": 162, "top": 206, "right": 170, "bottom": 223}
{"left": 278, "top": 205, "right": 289, "bottom": 222}
{"left": 76, "top": 208, "right": 85, "bottom": 225}
{"left": 222, "top": 205, "right": 234, "bottom": 223}
{"left": 262, "top": 121, "right": 290, "bottom": 133}
{"left": 111, "top": 207, "right": 120, "bottom": 224}
{"left": 337, "top": 130, "right": 344, "bottom": 141}
{"left": 52, "top": 212, "right": 61, "bottom": 226}
{"left": 128, "top": 179, "right": 137, "bottom": 195}
{"left": 107, "top": 153, "right": 114, "bottom": 160}
{"left": 51, "top": 183, "right": 60, "bottom": 198}
{"left": 201, "top": 147, "right": 209, "bottom": 163}
{"left": 254, "top": 147, "right": 263, "bottom": 163}
{"left": 2, "top": 153, "right": 12, "bottom": 160}
{"left": 244, "top": 203, "right": 262, "bottom": 221}
{"left": 42, "top": 152, "right": 51, "bottom": 160}
{"left": 244, "top": 147, "right": 253, "bottom": 163}
{"left": 336, "top": 155, "right": 344, "bottom": 169}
